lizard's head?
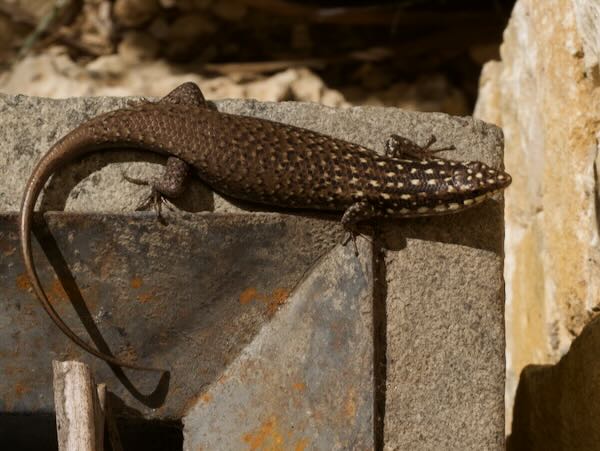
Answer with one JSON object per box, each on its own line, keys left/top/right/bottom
{"left": 442, "top": 160, "right": 511, "bottom": 211}
{"left": 382, "top": 159, "right": 512, "bottom": 217}
{"left": 452, "top": 160, "right": 511, "bottom": 194}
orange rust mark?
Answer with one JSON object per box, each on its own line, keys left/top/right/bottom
{"left": 130, "top": 277, "right": 143, "bottom": 289}
{"left": 48, "top": 279, "right": 68, "bottom": 305}
{"left": 14, "top": 383, "right": 30, "bottom": 397}
{"left": 242, "top": 416, "right": 285, "bottom": 450}
{"left": 137, "top": 291, "right": 155, "bottom": 303}
{"left": 294, "top": 438, "right": 309, "bottom": 451}
{"left": 239, "top": 287, "right": 258, "bottom": 304}
{"left": 291, "top": 382, "right": 306, "bottom": 392}
{"left": 266, "top": 288, "right": 289, "bottom": 317}
{"left": 343, "top": 388, "right": 357, "bottom": 418}
{"left": 239, "top": 287, "right": 290, "bottom": 316}
{"left": 201, "top": 393, "right": 213, "bottom": 403}
{"left": 15, "top": 273, "right": 30, "bottom": 291}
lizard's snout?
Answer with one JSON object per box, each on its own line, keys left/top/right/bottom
{"left": 452, "top": 161, "right": 511, "bottom": 192}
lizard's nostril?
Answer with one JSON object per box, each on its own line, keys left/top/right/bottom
{"left": 497, "top": 171, "right": 512, "bottom": 187}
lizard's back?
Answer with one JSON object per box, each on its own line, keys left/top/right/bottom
{"left": 86, "top": 102, "right": 389, "bottom": 211}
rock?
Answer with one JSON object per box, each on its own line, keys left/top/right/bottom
{"left": 168, "top": 13, "right": 217, "bottom": 41}
{"left": 113, "top": 0, "right": 161, "bottom": 27}
{"left": 211, "top": 0, "right": 247, "bottom": 21}
{"left": 353, "top": 62, "right": 394, "bottom": 91}
{"left": 117, "top": 31, "right": 160, "bottom": 63}
{"left": 159, "top": 0, "right": 176, "bottom": 7}
{"left": 475, "top": 0, "right": 600, "bottom": 440}
{"left": 147, "top": 16, "right": 169, "bottom": 40}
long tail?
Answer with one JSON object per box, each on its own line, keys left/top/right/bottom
{"left": 19, "top": 117, "right": 166, "bottom": 371}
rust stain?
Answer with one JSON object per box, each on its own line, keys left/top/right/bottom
{"left": 291, "top": 382, "right": 306, "bottom": 392}
{"left": 239, "top": 287, "right": 289, "bottom": 316}
{"left": 183, "top": 390, "right": 214, "bottom": 414}
{"left": 48, "top": 279, "right": 69, "bottom": 305}
{"left": 130, "top": 277, "right": 143, "bottom": 289}
{"left": 239, "top": 287, "right": 258, "bottom": 305}
{"left": 266, "top": 288, "right": 289, "bottom": 317}
{"left": 14, "top": 382, "right": 30, "bottom": 397}
{"left": 15, "top": 273, "right": 30, "bottom": 291}
{"left": 343, "top": 388, "right": 357, "bottom": 419}
{"left": 242, "top": 416, "right": 285, "bottom": 450}
{"left": 4, "top": 365, "right": 24, "bottom": 377}
{"left": 294, "top": 438, "right": 309, "bottom": 451}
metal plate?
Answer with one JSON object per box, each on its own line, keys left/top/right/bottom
{"left": 0, "top": 212, "right": 344, "bottom": 419}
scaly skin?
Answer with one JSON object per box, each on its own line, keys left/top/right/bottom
{"left": 20, "top": 82, "right": 511, "bottom": 370}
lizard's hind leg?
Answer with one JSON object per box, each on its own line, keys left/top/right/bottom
{"left": 122, "top": 82, "right": 205, "bottom": 218}
{"left": 123, "top": 156, "right": 190, "bottom": 218}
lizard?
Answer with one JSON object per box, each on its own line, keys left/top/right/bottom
{"left": 19, "top": 82, "right": 511, "bottom": 371}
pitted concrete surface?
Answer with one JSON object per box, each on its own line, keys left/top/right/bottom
{"left": 0, "top": 92, "right": 505, "bottom": 449}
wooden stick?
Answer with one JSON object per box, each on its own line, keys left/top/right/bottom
{"left": 53, "top": 360, "right": 105, "bottom": 451}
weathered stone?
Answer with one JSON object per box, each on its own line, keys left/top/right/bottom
{"left": 167, "top": 13, "right": 217, "bottom": 41}
{"left": 113, "top": 0, "right": 160, "bottom": 27}
{"left": 475, "top": 0, "right": 600, "bottom": 436}
{"left": 117, "top": 31, "right": 160, "bottom": 63}
{"left": 508, "top": 315, "right": 600, "bottom": 450}
{"left": 211, "top": 0, "right": 246, "bottom": 22}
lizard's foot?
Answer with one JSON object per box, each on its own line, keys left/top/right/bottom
{"left": 122, "top": 157, "right": 188, "bottom": 222}
{"left": 122, "top": 169, "right": 174, "bottom": 223}
{"left": 342, "top": 231, "right": 359, "bottom": 257}
{"left": 342, "top": 230, "right": 376, "bottom": 257}
{"left": 385, "top": 134, "right": 455, "bottom": 159}
{"left": 135, "top": 188, "right": 176, "bottom": 223}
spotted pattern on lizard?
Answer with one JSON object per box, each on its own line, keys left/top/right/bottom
{"left": 20, "top": 82, "right": 511, "bottom": 370}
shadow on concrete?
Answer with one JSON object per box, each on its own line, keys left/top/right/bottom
{"left": 39, "top": 150, "right": 215, "bottom": 213}
{"left": 507, "top": 314, "right": 600, "bottom": 451}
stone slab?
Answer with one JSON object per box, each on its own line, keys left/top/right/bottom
{"left": 183, "top": 238, "right": 374, "bottom": 450}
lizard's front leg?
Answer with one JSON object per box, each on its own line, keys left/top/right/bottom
{"left": 341, "top": 201, "right": 382, "bottom": 255}
{"left": 384, "top": 134, "right": 455, "bottom": 160}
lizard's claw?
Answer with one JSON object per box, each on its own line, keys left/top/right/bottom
{"left": 342, "top": 229, "right": 379, "bottom": 257}
{"left": 342, "top": 231, "right": 360, "bottom": 257}
{"left": 422, "top": 135, "right": 456, "bottom": 154}
{"left": 135, "top": 189, "right": 175, "bottom": 224}
{"left": 122, "top": 169, "right": 175, "bottom": 223}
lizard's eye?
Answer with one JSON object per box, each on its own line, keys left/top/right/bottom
{"left": 452, "top": 161, "right": 486, "bottom": 191}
